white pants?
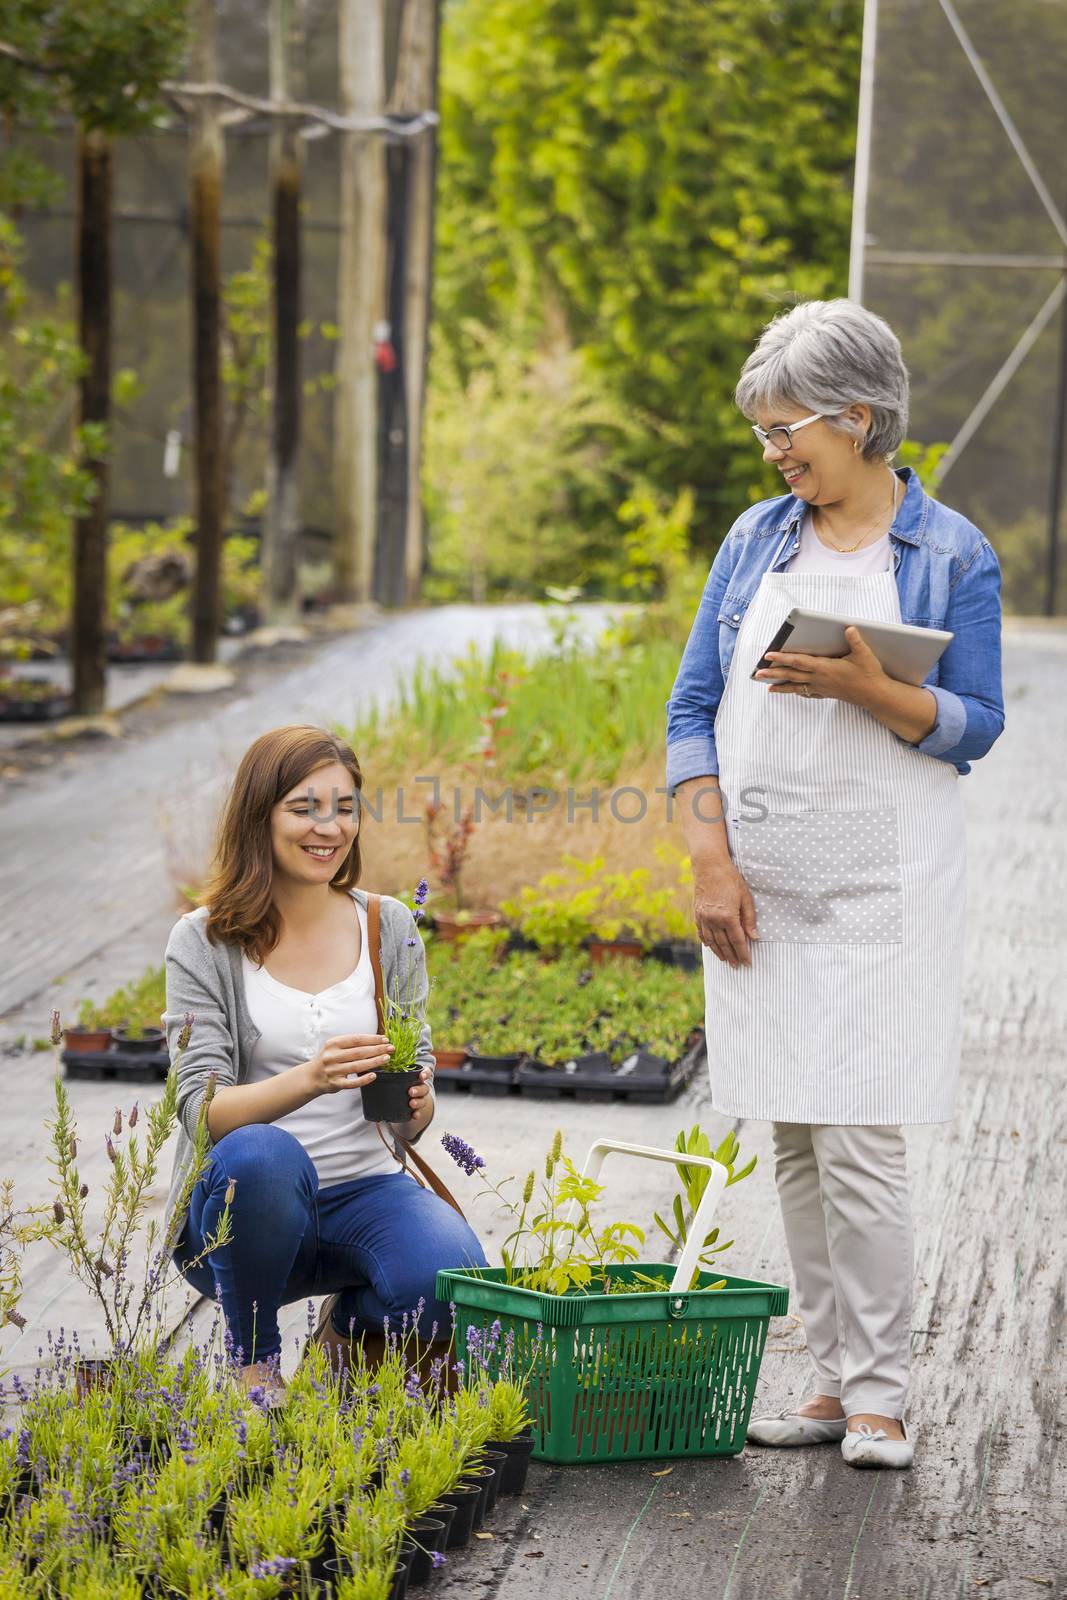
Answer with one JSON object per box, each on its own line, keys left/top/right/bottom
{"left": 771, "top": 1122, "right": 914, "bottom": 1418}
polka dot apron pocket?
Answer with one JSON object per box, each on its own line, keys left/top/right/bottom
{"left": 732, "top": 807, "right": 903, "bottom": 944}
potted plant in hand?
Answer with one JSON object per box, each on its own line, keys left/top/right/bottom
{"left": 361, "top": 879, "right": 431, "bottom": 1122}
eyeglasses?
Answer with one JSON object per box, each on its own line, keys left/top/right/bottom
{"left": 751, "top": 412, "right": 824, "bottom": 452}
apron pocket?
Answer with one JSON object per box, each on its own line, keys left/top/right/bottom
{"left": 732, "top": 806, "right": 903, "bottom": 944}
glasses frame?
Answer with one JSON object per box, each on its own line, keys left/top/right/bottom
{"left": 751, "top": 412, "right": 824, "bottom": 452}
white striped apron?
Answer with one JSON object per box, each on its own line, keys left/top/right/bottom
{"left": 703, "top": 532, "right": 966, "bottom": 1124}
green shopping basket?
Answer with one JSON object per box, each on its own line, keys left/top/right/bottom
{"left": 436, "top": 1137, "right": 789, "bottom": 1464}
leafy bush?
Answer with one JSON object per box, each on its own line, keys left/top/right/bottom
{"left": 0, "top": 210, "right": 97, "bottom": 650}
{"left": 75, "top": 965, "right": 166, "bottom": 1037}
{"left": 347, "top": 623, "right": 681, "bottom": 788}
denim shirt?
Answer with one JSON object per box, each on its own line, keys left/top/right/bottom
{"left": 665, "top": 467, "right": 1004, "bottom": 794}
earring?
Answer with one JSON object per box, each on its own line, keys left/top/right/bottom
{"left": 852, "top": 438, "right": 860, "bottom": 454}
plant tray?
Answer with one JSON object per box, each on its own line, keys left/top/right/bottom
{"left": 0, "top": 692, "right": 73, "bottom": 722}
{"left": 516, "top": 1031, "right": 706, "bottom": 1106}
{"left": 432, "top": 1059, "right": 520, "bottom": 1097}
{"left": 63, "top": 1047, "right": 170, "bottom": 1083}
{"left": 106, "top": 638, "right": 185, "bottom": 663}
{"left": 436, "top": 1263, "right": 789, "bottom": 1464}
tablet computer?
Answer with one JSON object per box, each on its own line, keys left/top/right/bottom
{"left": 751, "top": 607, "right": 953, "bottom": 686}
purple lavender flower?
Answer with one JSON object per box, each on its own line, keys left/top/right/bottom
{"left": 250, "top": 1557, "right": 297, "bottom": 1579}
{"left": 440, "top": 1132, "right": 485, "bottom": 1177}
{"left": 431, "top": 1551, "right": 447, "bottom": 1569}
{"left": 415, "top": 878, "right": 429, "bottom": 905}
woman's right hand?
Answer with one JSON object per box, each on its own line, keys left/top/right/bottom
{"left": 303, "top": 1033, "right": 395, "bottom": 1095}
{"left": 694, "top": 861, "right": 758, "bottom": 969}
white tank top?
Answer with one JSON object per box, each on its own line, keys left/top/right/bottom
{"left": 785, "top": 510, "right": 892, "bottom": 577}
{"left": 241, "top": 891, "right": 398, "bottom": 1188}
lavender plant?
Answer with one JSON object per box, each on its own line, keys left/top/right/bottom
{"left": 44, "top": 1011, "right": 234, "bottom": 1351}
{"left": 378, "top": 878, "right": 432, "bottom": 1072}
{"left": 1, "top": 1178, "right": 54, "bottom": 1342}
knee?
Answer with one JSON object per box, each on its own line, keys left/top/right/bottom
{"left": 208, "top": 1124, "right": 316, "bottom": 1210}
{"left": 385, "top": 1218, "right": 488, "bottom": 1328}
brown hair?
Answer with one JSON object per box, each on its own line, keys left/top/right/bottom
{"left": 203, "top": 725, "right": 364, "bottom": 962}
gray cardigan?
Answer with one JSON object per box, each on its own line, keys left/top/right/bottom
{"left": 160, "top": 888, "right": 435, "bottom": 1247}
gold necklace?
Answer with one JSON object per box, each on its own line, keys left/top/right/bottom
{"left": 814, "top": 476, "right": 900, "bottom": 553}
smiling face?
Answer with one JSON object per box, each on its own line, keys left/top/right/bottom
{"left": 269, "top": 760, "right": 360, "bottom": 885}
{"left": 755, "top": 401, "right": 874, "bottom": 506}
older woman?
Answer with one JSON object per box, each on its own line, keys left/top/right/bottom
{"left": 665, "top": 299, "right": 1004, "bottom": 1469}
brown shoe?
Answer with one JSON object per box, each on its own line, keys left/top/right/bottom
{"left": 304, "top": 1296, "right": 389, "bottom": 1383}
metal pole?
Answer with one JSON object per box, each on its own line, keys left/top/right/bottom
{"left": 848, "top": 0, "right": 878, "bottom": 303}
{"left": 1046, "top": 247, "right": 1067, "bottom": 617}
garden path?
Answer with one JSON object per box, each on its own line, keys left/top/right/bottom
{"left": 1, "top": 612, "right": 1064, "bottom": 1598}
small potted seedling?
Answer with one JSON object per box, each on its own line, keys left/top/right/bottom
{"left": 109, "top": 1019, "right": 166, "bottom": 1055}
{"left": 63, "top": 1000, "right": 113, "bottom": 1054}
{"left": 361, "top": 880, "right": 430, "bottom": 1122}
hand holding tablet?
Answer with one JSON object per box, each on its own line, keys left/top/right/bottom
{"left": 752, "top": 607, "right": 953, "bottom": 686}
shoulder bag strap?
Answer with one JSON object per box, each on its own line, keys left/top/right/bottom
{"left": 365, "top": 891, "right": 468, "bottom": 1222}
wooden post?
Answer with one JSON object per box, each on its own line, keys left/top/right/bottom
{"left": 264, "top": 0, "right": 304, "bottom": 624}
{"left": 334, "top": 0, "right": 386, "bottom": 604}
{"left": 189, "top": 0, "right": 225, "bottom": 663}
{"left": 71, "top": 127, "right": 112, "bottom": 716}
{"left": 390, "top": 0, "right": 439, "bottom": 605}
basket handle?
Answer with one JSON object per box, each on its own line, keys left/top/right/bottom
{"left": 566, "top": 1137, "right": 729, "bottom": 1295}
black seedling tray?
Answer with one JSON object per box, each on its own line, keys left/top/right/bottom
{"left": 432, "top": 1060, "right": 521, "bottom": 1097}
{"left": 63, "top": 1047, "right": 170, "bottom": 1083}
{"left": 514, "top": 1030, "right": 706, "bottom": 1106}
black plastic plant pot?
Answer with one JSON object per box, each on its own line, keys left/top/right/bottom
{"left": 435, "top": 1481, "right": 479, "bottom": 1547}
{"left": 403, "top": 1514, "right": 446, "bottom": 1585}
{"left": 360, "top": 1066, "right": 423, "bottom": 1122}
{"left": 486, "top": 1430, "right": 534, "bottom": 1494}
{"left": 426, "top": 1499, "right": 457, "bottom": 1546}
{"left": 205, "top": 1494, "right": 227, "bottom": 1538}
{"left": 465, "top": 1048, "right": 522, "bottom": 1072}
{"left": 462, "top": 1467, "right": 494, "bottom": 1530}
{"left": 323, "top": 1557, "right": 355, "bottom": 1585}
{"left": 389, "top": 1557, "right": 411, "bottom": 1600}
{"left": 480, "top": 1450, "right": 507, "bottom": 1515}
{"left": 307, "top": 1524, "right": 340, "bottom": 1584}
{"left": 109, "top": 1025, "right": 165, "bottom": 1054}
{"left": 13, "top": 1465, "right": 37, "bottom": 1500}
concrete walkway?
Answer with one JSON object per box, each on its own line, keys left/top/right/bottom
{"left": 0, "top": 609, "right": 1064, "bottom": 1600}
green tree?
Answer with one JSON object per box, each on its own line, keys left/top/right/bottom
{"left": 0, "top": 0, "right": 190, "bottom": 709}
{"left": 0, "top": 173, "right": 97, "bottom": 650}
{"left": 434, "top": 0, "right": 862, "bottom": 553}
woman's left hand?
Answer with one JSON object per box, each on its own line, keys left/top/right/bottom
{"left": 755, "top": 625, "right": 888, "bottom": 706}
{"left": 402, "top": 1067, "right": 435, "bottom": 1134}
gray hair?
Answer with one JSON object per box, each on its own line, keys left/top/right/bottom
{"left": 734, "top": 299, "right": 909, "bottom": 460}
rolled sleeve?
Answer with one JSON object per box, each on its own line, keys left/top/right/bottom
{"left": 665, "top": 733, "right": 720, "bottom": 796}
{"left": 665, "top": 531, "right": 738, "bottom": 797}
{"left": 909, "top": 538, "right": 1005, "bottom": 772}
{"left": 913, "top": 684, "right": 968, "bottom": 758}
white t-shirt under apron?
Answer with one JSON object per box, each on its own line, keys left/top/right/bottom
{"left": 785, "top": 510, "right": 892, "bottom": 576}
{"left": 241, "top": 891, "right": 398, "bottom": 1187}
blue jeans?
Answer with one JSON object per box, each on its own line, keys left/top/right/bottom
{"left": 174, "top": 1123, "right": 488, "bottom": 1363}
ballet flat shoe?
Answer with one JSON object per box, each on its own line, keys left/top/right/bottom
{"left": 841, "top": 1418, "right": 914, "bottom": 1469}
{"left": 746, "top": 1409, "right": 848, "bottom": 1447}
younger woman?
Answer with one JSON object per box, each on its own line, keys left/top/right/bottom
{"left": 163, "top": 725, "right": 487, "bottom": 1397}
